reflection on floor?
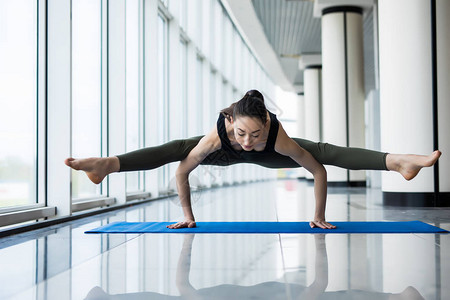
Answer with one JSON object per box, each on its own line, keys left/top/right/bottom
{"left": 0, "top": 179, "right": 449, "bottom": 300}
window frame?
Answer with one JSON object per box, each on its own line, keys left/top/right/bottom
{"left": 0, "top": 0, "right": 56, "bottom": 228}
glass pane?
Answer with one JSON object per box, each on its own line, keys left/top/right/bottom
{"left": 126, "top": 0, "right": 142, "bottom": 193}
{"left": 195, "top": 57, "right": 203, "bottom": 135}
{"left": 209, "top": 71, "right": 216, "bottom": 125}
{"left": 157, "top": 15, "right": 167, "bottom": 143}
{"left": 180, "top": 40, "right": 187, "bottom": 137}
{"left": 0, "top": 0, "right": 37, "bottom": 209}
{"left": 179, "top": 0, "right": 187, "bottom": 30}
{"left": 169, "top": 40, "right": 185, "bottom": 140}
{"left": 72, "top": 0, "right": 102, "bottom": 199}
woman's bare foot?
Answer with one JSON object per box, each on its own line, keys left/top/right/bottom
{"left": 386, "top": 150, "right": 442, "bottom": 181}
{"left": 64, "top": 157, "right": 120, "bottom": 184}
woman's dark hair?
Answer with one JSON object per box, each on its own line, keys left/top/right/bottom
{"left": 220, "top": 89, "right": 268, "bottom": 125}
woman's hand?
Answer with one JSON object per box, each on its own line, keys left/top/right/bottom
{"left": 167, "top": 220, "right": 197, "bottom": 229}
{"left": 310, "top": 220, "right": 336, "bottom": 229}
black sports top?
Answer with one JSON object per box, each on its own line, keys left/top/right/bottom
{"left": 216, "top": 111, "right": 279, "bottom": 156}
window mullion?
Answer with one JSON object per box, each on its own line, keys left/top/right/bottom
{"left": 38, "top": 0, "right": 47, "bottom": 207}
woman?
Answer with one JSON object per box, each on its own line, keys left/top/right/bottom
{"left": 65, "top": 90, "right": 441, "bottom": 230}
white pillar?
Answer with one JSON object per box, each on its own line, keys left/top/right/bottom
{"left": 437, "top": 0, "right": 450, "bottom": 199}
{"left": 167, "top": 12, "right": 181, "bottom": 187}
{"left": 108, "top": 0, "right": 126, "bottom": 204}
{"left": 321, "top": 6, "right": 366, "bottom": 185}
{"left": 303, "top": 66, "right": 322, "bottom": 181}
{"left": 379, "top": 0, "right": 450, "bottom": 206}
{"left": 47, "top": 0, "right": 72, "bottom": 217}
{"left": 297, "top": 92, "right": 306, "bottom": 179}
{"left": 143, "top": 0, "right": 159, "bottom": 198}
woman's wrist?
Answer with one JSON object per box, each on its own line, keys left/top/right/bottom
{"left": 314, "top": 213, "right": 325, "bottom": 221}
{"left": 182, "top": 207, "right": 195, "bottom": 221}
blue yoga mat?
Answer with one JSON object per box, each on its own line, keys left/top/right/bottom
{"left": 85, "top": 221, "right": 448, "bottom": 234}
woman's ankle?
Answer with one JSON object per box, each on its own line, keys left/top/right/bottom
{"left": 385, "top": 154, "right": 400, "bottom": 172}
{"left": 105, "top": 156, "right": 120, "bottom": 174}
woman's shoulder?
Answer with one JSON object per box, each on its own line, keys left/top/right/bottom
{"left": 273, "top": 122, "right": 293, "bottom": 153}
{"left": 200, "top": 126, "right": 222, "bottom": 152}
{"left": 268, "top": 110, "right": 279, "bottom": 122}
{"left": 268, "top": 110, "right": 280, "bottom": 138}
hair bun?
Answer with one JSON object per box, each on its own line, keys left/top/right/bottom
{"left": 245, "top": 89, "right": 264, "bottom": 103}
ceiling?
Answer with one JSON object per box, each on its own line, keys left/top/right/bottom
{"left": 252, "top": 0, "right": 321, "bottom": 90}
{"left": 245, "top": 0, "right": 376, "bottom": 95}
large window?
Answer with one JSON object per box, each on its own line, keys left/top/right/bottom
{"left": 168, "top": 38, "right": 188, "bottom": 188}
{"left": 71, "top": 0, "right": 103, "bottom": 199}
{"left": 126, "top": 0, "right": 144, "bottom": 193}
{"left": 209, "top": 70, "right": 217, "bottom": 126}
{"left": 0, "top": 0, "right": 38, "bottom": 209}
{"left": 193, "top": 56, "right": 203, "bottom": 136}
{"left": 223, "top": 15, "right": 232, "bottom": 80}
{"left": 209, "top": 0, "right": 216, "bottom": 64}
{"left": 179, "top": 0, "right": 188, "bottom": 31}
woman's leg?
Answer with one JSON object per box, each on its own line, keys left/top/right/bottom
{"left": 293, "top": 138, "right": 389, "bottom": 170}
{"left": 241, "top": 138, "right": 390, "bottom": 170}
{"left": 117, "top": 136, "right": 203, "bottom": 171}
{"left": 65, "top": 136, "right": 203, "bottom": 184}
{"left": 294, "top": 138, "right": 441, "bottom": 180}
{"left": 240, "top": 138, "right": 440, "bottom": 181}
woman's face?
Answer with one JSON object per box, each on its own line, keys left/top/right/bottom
{"left": 232, "top": 116, "right": 265, "bottom": 151}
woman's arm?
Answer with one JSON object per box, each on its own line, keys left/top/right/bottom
{"left": 175, "top": 234, "right": 198, "bottom": 299}
{"left": 297, "top": 235, "right": 329, "bottom": 299}
{"left": 167, "top": 128, "right": 221, "bottom": 229}
{"left": 274, "top": 123, "right": 335, "bottom": 229}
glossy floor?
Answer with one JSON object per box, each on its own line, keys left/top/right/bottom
{"left": 0, "top": 179, "right": 449, "bottom": 300}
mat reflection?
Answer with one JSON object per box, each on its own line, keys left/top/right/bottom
{"left": 85, "top": 234, "right": 424, "bottom": 300}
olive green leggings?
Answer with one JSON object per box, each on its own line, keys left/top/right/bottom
{"left": 117, "top": 136, "right": 388, "bottom": 172}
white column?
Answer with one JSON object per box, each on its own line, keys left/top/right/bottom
{"left": 321, "top": 6, "right": 366, "bottom": 185}
{"left": 437, "top": 0, "right": 450, "bottom": 199}
{"left": 379, "top": 0, "right": 450, "bottom": 205}
{"left": 167, "top": 13, "right": 181, "bottom": 187}
{"left": 47, "top": 0, "right": 72, "bottom": 217}
{"left": 366, "top": 90, "right": 381, "bottom": 188}
{"left": 200, "top": 63, "right": 212, "bottom": 188}
{"left": 108, "top": 0, "right": 126, "bottom": 204}
{"left": 143, "top": 0, "right": 159, "bottom": 197}
{"left": 303, "top": 67, "right": 322, "bottom": 181}
{"left": 297, "top": 92, "right": 306, "bottom": 179}
{"left": 186, "top": 43, "right": 198, "bottom": 137}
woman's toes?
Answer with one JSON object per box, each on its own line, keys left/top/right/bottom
{"left": 423, "top": 151, "right": 441, "bottom": 168}
{"left": 431, "top": 150, "right": 441, "bottom": 163}
{"left": 64, "top": 158, "right": 74, "bottom": 167}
